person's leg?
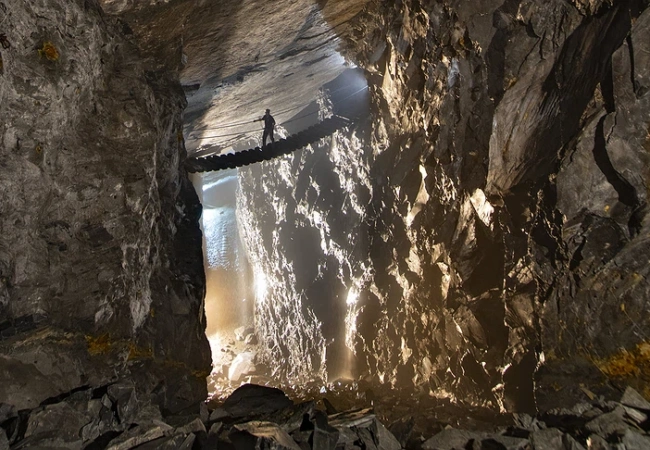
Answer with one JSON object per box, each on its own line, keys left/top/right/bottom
{"left": 270, "top": 128, "right": 275, "bottom": 143}
{"left": 263, "top": 129, "right": 269, "bottom": 147}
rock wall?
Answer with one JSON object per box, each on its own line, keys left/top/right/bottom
{"left": 0, "top": 0, "right": 210, "bottom": 413}
{"left": 238, "top": 0, "right": 650, "bottom": 412}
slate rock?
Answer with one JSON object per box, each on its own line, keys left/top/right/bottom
{"left": 311, "top": 410, "right": 339, "bottom": 450}
{"left": 222, "top": 384, "right": 293, "bottom": 418}
{"left": 0, "top": 404, "right": 16, "bottom": 424}
{"left": 562, "top": 434, "right": 586, "bottom": 450}
{"left": 107, "top": 383, "right": 139, "bottom": 425}
{"left": 178, "top": 434, "right": 196, "bottom": 450}
{"left": 291, "top": 429, "right": 312, "bottom": 447}
{"left": 620, "top": 387, "right": 650, "bottom": 412}
{"left": 585, "top": 434, "right": 610, "bottom": 450}
{"left": 0, "top": 429, "right": 8, "bottom": 450}
{"left": 209, "top": 422, "right": 224, "bottom": 437}
{"left": 231, "top": 420, "right": 302, "bottom": 450}
{"left": 529, "top": 428, "right": 564, "bottom": 450}
{"left": 209, "top": 407, "right": 231, "bottom": 422}
{"left": 81, "top": 398, "right": 121, "bottom": 442}
{"left": 622, "top": 405, "right": 647, "bottom": 425}
{"left": 329, "top": 408, "right": 375, "bottom": 429}
{"left": 228, "top": 352, "right": 257, "bottom": 381}
{"left": 373, "top": 419, "right": 402, "bottom": 450}
{"left": 620, "top": 429, "right": 650, "bottom": 449}
{"left": 334, "top": 426, "right": 358, "bottom": 447}
{"left": 129, "top": 433, "right": 189, "bottom": 450}
{"left": 422, "top": 428, "right": 482, "bottom": 450}
{"left": 585, "top": 407, "right": 632, "bottom": 438}
{"left": 133, "top": 402, "right": 163, "bottom": 424}
{"left": 105, "top": 420, "right": 173, "bottom": 450}
{"left": 0, "top": 356, "right": 66, "bottom": 411}
{"left": 356, "top": 427, "right": 379, "bottom": 450}
{"left": 423, "top": 428, "right": 527, "bottom": 450}
{"left": 483, "top": 435, "right": 528, "bottom": 450}
{"left": 200, "top": 402, "right": 209, "bottom": 423}
{"left": 322, "top": 398, "right": 338, "bottom": 415}
{"left": 10, "top": 432, "right": 83, "bottom": 450}
{"left": 24, "top": 402, "right": 90, "bottom": 444}
{"left": 388, "top": 416, "right": 414, "bottom": 448}
{"left": 272, "top": 401, "right": 315, "bottom": 433}
{"left": 174, "top": 417, "right": 206, "bottom": 435}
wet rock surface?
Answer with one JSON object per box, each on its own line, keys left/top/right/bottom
{"left": 2, "top": 383, "right": 650, "bottom": 450}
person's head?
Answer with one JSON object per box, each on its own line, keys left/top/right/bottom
{"left": 265, "top": 109, "right": 271, "bottom": 114}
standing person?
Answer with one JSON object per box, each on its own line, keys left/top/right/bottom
{"left": 255, "top": 109, "right": 276, "bottom": 147}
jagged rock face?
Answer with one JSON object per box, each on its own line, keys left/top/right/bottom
{"left": 0, "top": 0, "right": 210, "bottom": 412}
{"left": 237, "top": 0, "right": 650, "bottom": 412}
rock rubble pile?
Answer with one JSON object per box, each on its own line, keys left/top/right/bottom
{"left": 2, "top": 383, "right": 650, "bottom": 450}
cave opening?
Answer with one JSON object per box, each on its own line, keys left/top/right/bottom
{"left": 190, "top": 64, "right": 372, "bottom": 400}
{"left": 178, "top": 0, "right": 373, "bottom": 399}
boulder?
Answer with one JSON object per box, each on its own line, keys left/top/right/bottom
{"left": 620, "top": 387, "right": 650, "bottom": 412}
{"left": 584, "top": 407, "right": 632, "bottom": 438}
{"left": 222, "top": 384, "right": 293, "bottom": 418}
{"left": 228, "top": 352, "right": 256, "bottom": 381}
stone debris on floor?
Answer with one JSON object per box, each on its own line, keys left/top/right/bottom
{"left": 1, "top": 383, "right": 649, "bottom": 449}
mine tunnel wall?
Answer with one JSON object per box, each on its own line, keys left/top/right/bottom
{"left": 0, "top": 0, "right": 210, "bottom": 412}
{"left": 238, "top": 0, "right": 650, "bottom": 412}
{"left": 1, "top": 0, "right": 649, "bottom": 416}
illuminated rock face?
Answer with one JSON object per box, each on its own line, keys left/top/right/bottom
{"left": 0, "top": 0, "right": 210, "bottom": 412}
{"left": 238, "top": 0, "right": 650, "bottom": 412}
{"left": 2, "top": 0, "right": 649, "bottom": 420}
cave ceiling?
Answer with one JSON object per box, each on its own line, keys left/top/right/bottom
{"left": 99, "top": 0, "right": 369, "bottom": 156}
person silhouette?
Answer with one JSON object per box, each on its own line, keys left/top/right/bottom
{"left": 255, "top": 109, "right": 275, "bottom": 147}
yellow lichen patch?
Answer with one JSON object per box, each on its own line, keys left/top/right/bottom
{"left": 86, "top": 333, "right": 113, "bottom": 356}
{"left": 505, "top": 77, "right": 518, "bottom": 90}
{"left": 638, "top": 342, "right": 650, "bottom": 359}
{"left": 35, "top": 144, "right": 42, "bottom": 155}
{"left": 38, "top": 41, "right": 59, "bottom": 61}
{"left": 127, "top": 342, "right": 153, "bottom": 361}
{"left": 594, "top": 341, "right": 650, "bottom": 379}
